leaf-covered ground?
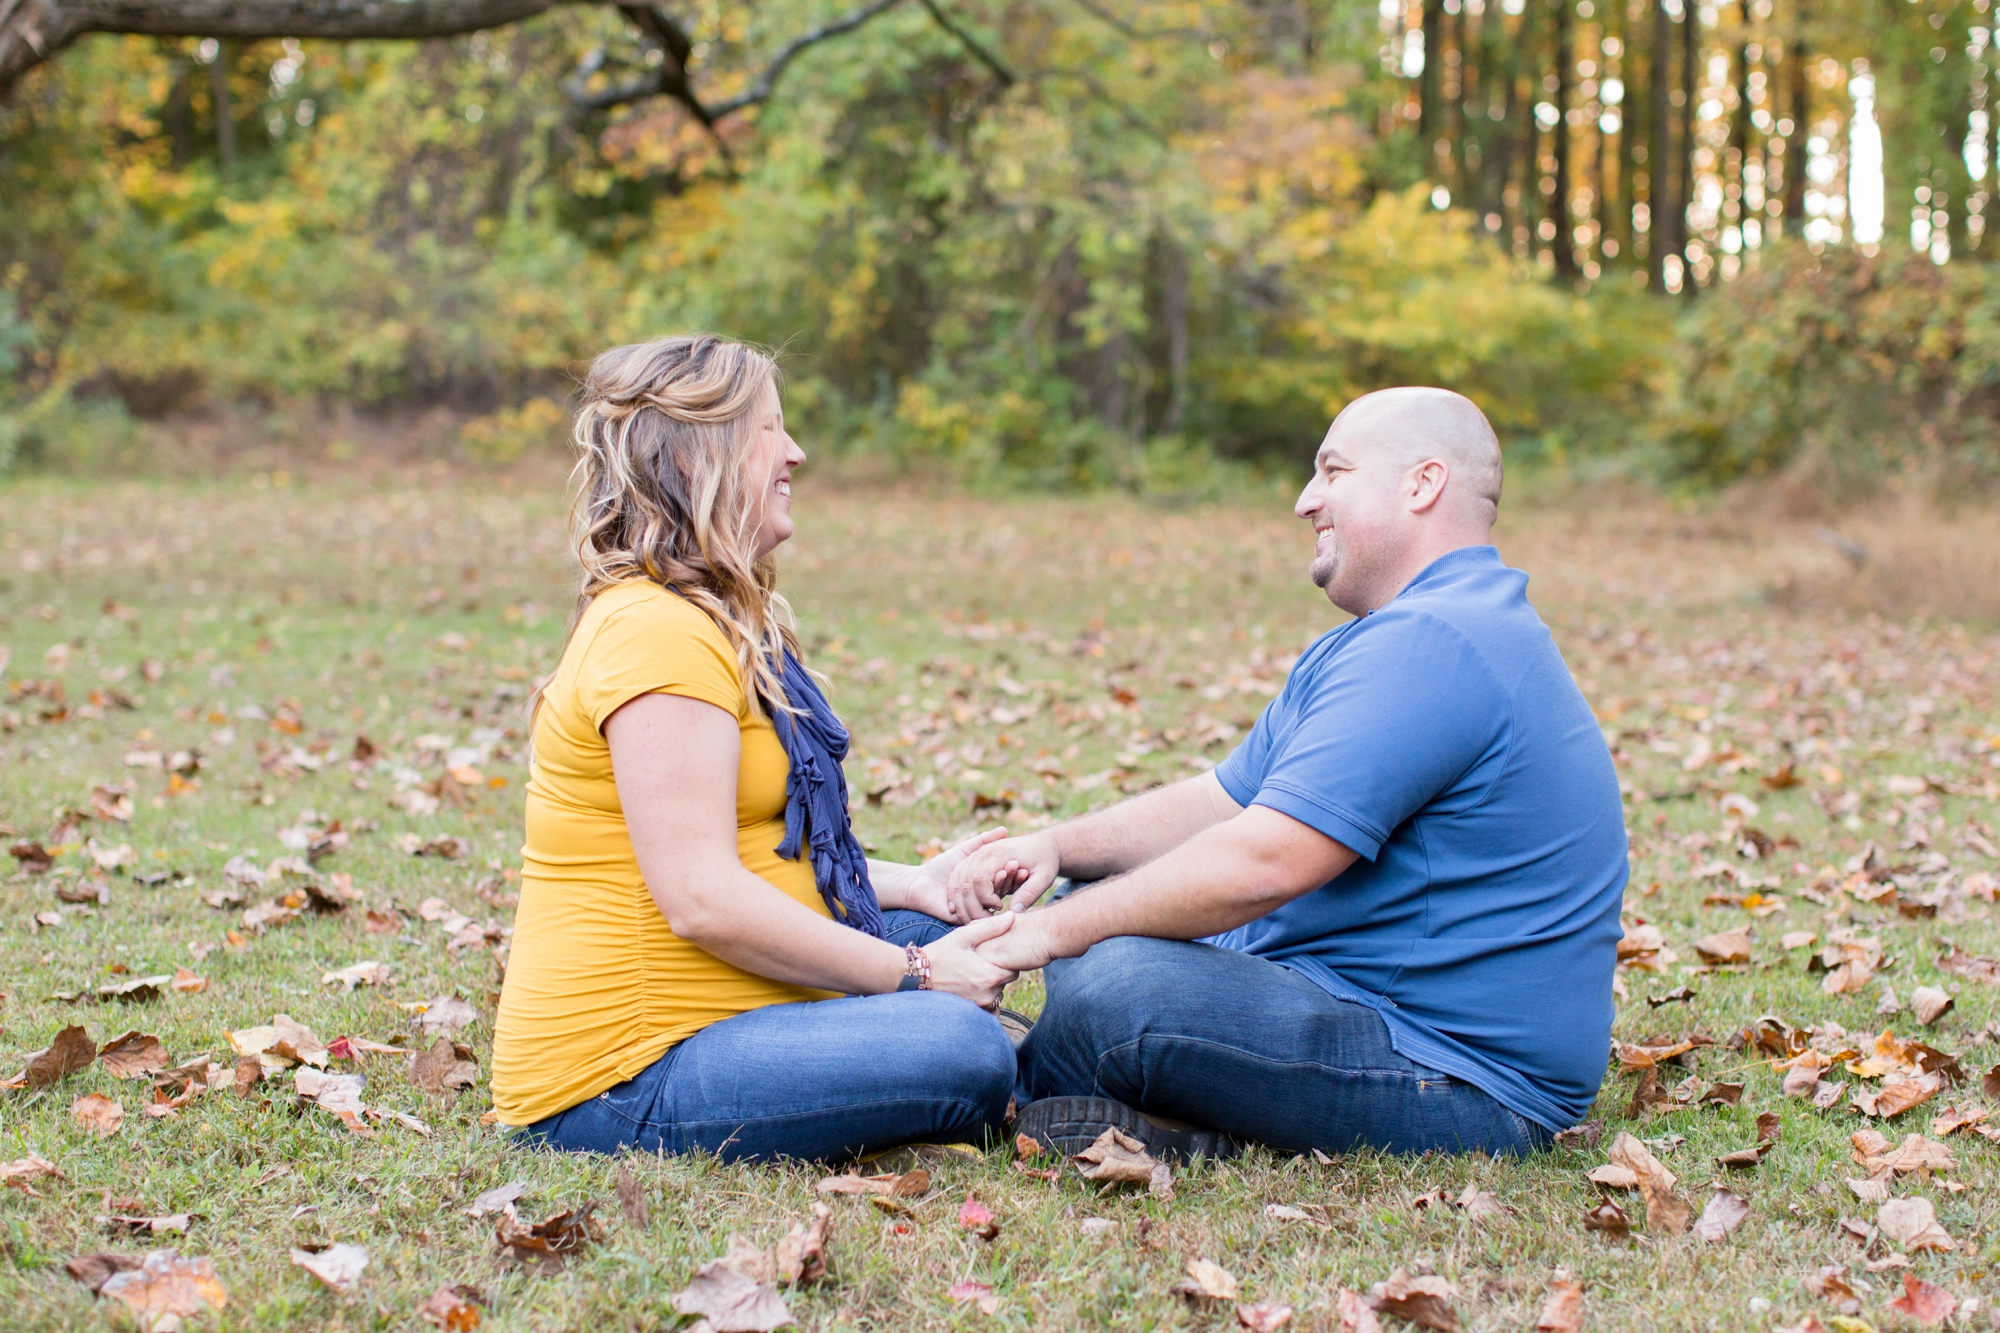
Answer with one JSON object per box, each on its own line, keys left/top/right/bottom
{"left": 0, "top": 472, "right": 1997, "bottom": 1332}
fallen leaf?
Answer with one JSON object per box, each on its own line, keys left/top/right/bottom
{"left": 97, "top": 1031, "right": 168, "bottom": 1079}
{"left": 72, "top": 1093, "right": 123, "bottom": 1137}
{"left": 1536, "top": 1280, "right": 1584, "bottom": 1333}
{"left": 1934, "top": 945, "right": 1998, "bottom": 984}
{"left": 291, "top": 1242, "right": 368, "bottom": 1293}
{"left": 97, "top": 974, "right": 172, "bottom": 1004}
{"left": 1453, "top": 1183, "right": 1510, "bottom": 1220}
{"left": 411, "top": 1038, "right": 479, "bottom": 1096}
{"left": 1877, "top": 1197, "right": 1955, "bottom": 1252}
{"left": 1586, "top": 1164, "right": 1639, "bottom": 1189}
{"left": 228, "top": 1014, "right": 328, "bottom": 1071}
{"left": 414, "top": 995, "right": 478, "bottom": 1036}
{"left": 417, "top": 1283, "right": 486, "bottom": 1330}
{"left": 1583, "top": 1201, "right": 1631, "bottom": 1238}
{"left": 294, "top": 1067, "right": 371, "bottom": 1134}
{"left": 1756, "top": 1111, "right": 1781, "bottom": 1143}
{"left": 1607, "top": 1132, "right": 1690, "bottom": 1236}
{"left": 773, "top": 1203, "right": 831, "bottom": 1285}
{"left": 1367, "top": 1268, "right": 1460, "bottom": 1332}
{"left": 1693, "top": 1187, "right": 1750, "bottom": 1242}
{"left": 1700, "top": 1081, "right": 1745, "bottom": 1106}
{"left": 1264, "top": 1204, "right": 1313, "bottom": 1222}
{"left": 616, "top": 1164, "right": 648, "bottom": 1229}
{"left": 1888, "top": 1274, "right": 1957, "bottom": 1325}
{"left": 7, "top": 1023, "right": 97, "bottom": 1087}
{"left": 168, "top": 966, "right": 207, "bottom": 994}
{"left": 1715, "top": 1141, "right": 1773, "bottom": 1169}
{"left": 724, "top": 1234, "right": 776, "bottom": 1285}
{"left": 1175, "top": 1258, "right": 1240, "bottom": 1301}
{"left": 231, "top": 1055, "right": 262, "bottom": 1097}
{"left": 1908, "top": 987, "right": 1953, "bottom": 1027}
{"left": 959, "top": 1195, "right": 999, "bottom": 1241}
{"left": 1806, "top": 1264, "right": 1863, "bottom": 1315}
{"left": 1694, "top": 927, "right": 1754, "bottom": 964}
{"left": 101, "top": 1212, "right": 191, "bottom": 1235}
{"left": 464, "top": 1181, "right": 525, "bottom": 1219}
{"left": 815, "top": 1169, "right": 928, "bottom": 1198}
{"left": 2, "top": 1153, "right": 63, "bottom": 1186}
{"left": 65, "top": 1252, "right": 142, "bottom": 1294}
{"left": 1073, "top": 1126, "right": 1161, "bottom": 1186}
{"left": 947, "top": 1280, "right": 999, "bottom": 1316}
{"left": 1237, "top": 1301, "right": 1294, "bottom": 1331}
{"left": 1335, "top": 1286, "right": 1384, "bottom": 1333}
{"left": 1853, "top": 1071, "right": 1944, "bottom": 1119}
{"left": 98, "top": 1249, "right": 228, "bottom": 1328}
{"left": 671, "top": 1254, "right": 794, "bottom": 1330}
{"left": 322, "top": 961, "right": 390, "bottom": 991}
{"left": 495, "top": 1202, "right": 601, "bottom": 1273}
{"left": 1930, "top": 1105, "right": 1989, "bottom": 1136}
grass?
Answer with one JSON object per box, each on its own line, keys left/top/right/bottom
{"left": 0, "top": 466, "right": 1997, "bottom": 1332}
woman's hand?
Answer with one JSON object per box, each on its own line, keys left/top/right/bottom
{"left": 897, "top": 827, "right": 1028, "bottom": 924}
{"left": 920, "top": 913, "right": 1020, "bottom": 1010}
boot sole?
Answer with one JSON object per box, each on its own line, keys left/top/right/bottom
{"left": 1013, "top": 1095, "right": 1244, "bottom": 1163}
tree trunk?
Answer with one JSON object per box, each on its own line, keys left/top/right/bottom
{"left": 209, "top": 40, "right": 233, "bottom": 170}
{"left": 163, "top": 53, "right": 193, "bottom": 166}
{"left": 1650, "top": 0, "right": 1673, "bottom": 289}
{"left": 1679, "top": 0, "right": 1697, "bottom": 295}
{"left": 1419, "top": 0, "right": 1441, "bottom": 144}
{"left": 1551, "top": 0, "right": 1577, "bottom": 277}
{"left": 1782, "top": 18, "right": 1809, "bottom": 228}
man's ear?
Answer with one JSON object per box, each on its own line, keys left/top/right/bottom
{"left": 1407, "top": 458, "right": 1450, "bottom": 514}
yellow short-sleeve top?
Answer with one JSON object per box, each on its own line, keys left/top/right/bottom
{"left": 491, "top": 579, "right": 835, "bottom": 1126}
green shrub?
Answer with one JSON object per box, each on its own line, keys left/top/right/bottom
{"left": 1653, "top": 244, "right": 2000, "bottom": 494}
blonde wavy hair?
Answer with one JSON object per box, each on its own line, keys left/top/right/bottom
{"left": 540, "top": 333, "right": 800, "bottom": 719}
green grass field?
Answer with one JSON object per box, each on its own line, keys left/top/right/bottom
{"left": 1, "top": 470, "right": 1996, "bottom": 1331}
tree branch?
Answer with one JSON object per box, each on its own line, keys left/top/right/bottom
{"left": 2, "top": 0, "right": 579, "bottom": 102}
{"left": 914, "top": 0, "right": 1011, "bottom": 87}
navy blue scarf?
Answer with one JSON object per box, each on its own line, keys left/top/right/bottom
{"left": 769, "top": 650, "right": 885, "bottom": 938}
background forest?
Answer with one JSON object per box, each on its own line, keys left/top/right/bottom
{"left": 6, "top": 0, "right": 2000, "bottom": 494}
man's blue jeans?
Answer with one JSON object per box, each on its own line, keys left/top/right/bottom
{"left": 520, "top": 910, "right": 1012, "bottom": 1162}
{"left": 1019, "top": 934, "right": 1554, "bottom": 1156}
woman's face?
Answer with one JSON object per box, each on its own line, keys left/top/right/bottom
{"left": 747, "top": 383, "right": 807, "bottom": 560}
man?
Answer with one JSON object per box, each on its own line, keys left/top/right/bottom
{"left": 952, "top": 387, "right": 1627, "bottom": 1158}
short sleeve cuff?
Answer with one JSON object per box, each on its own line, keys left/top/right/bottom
{"left": 588, "top": 680, "right": 742, "bottom": 733}
{"left": 1251, "top": 782, "right": 1386, "bottom": 861}
{"left": 1213, "top": 747, "right": 1261, "bottom": 808}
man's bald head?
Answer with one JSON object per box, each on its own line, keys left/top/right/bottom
{"left": 1324, "top": 387, "right": 1503, "bottom": 523}
{"left": 1295, "top": 387, "right": 1506, "bottom": 616}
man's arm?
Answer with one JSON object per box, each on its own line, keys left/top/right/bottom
{"left": 946, "top": 770, "right": 1244, "bottom": 918}
{"left": 972, "top": 802, "right": 1358, "bottom": 972}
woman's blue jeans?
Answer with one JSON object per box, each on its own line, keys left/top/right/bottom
{"left": 519, "top": 910, "right": 1010, "bottom": 1162}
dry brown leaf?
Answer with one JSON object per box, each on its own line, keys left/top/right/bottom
{"left": 2, "top": 1153, "right": 63, "bottom": 1186}
{"left": 495, "top": 1202, "right": 601, "bottom": 1272}
{"left": 1585, "top": 1164, "right": 1638, "bottom": 1189}
{"left": 615, "top": 1164, "right": 648, "bottom": 1229}
{"left": 1693, "top": 1188, "right": 1750, "bottom": 1242}
{"left": 97, "top": 1031, "right": 168, "bottom": 1079}
{"left": 1854, "top": 1071, "right": 1944, "bottom": 1119}
{"left": 1367, "top": 1269, "right": 1460, "bottom": 1333}
{"left": 72, "top": 1093, "right": 123, "bottom": 1137}
{"left": 1073, "top": 1126, "right": 1161, "bottom": 1187}
{"left": 1175, "top": 1258, "right": 1240, "bottom": 1301}
{"left": 231, "top": 1055, "right": 262, "bottom": 1097}
{"left": 670, "top": 1256, "right": 794, "bottom": 1330}
{"left": 724, "top": 1234, "right": 777, "bottom": 1285}
{"left": 1606, "top": 1132, "right": 1690, "bottom": 1236}
{"left": 411, "top": 1038, "right": 478, "bottom": 1096}
{"left": 98, "top": 1249, "right": 228, "bottom": 1328}
{"left": 463, "top": 1181, "right": 525, "bottom": 1219}
{"left": 1453, "top": 1184, "right": 1510, "bottom": 1220}
{"left": 413, "top": 995, "right": 478, "bottom": 1036}
{"left": 814, "top": 1169, "right": 928, "bottom": 1198}
{"left": 1888, "top": 1274, "right": 1957, "bottom": 1325}
{"left": 290, "top": 1242, "right": 368, "bottom": 1292}
{"left": 1236, "top": 1301, "right": 1294, "bottom": 1331}
{"left": 417, "top": 1283, "right": 486, "bottom": 1330}
{"left": 64, "top": 1252, "right": 142, "bottom": 1294}
{"left": 1909, "top": 986, "right": 1954, "bottom": 1027}
{"left": 100, "top": 1212, "right": 191, "bottom": 1235}
{"left": 1582, "top": 1201, "right": 1631, "bottom": 1238}
{"left": 947, "top": 1280, "right": 999, "bottom": 1316}
{"left": 1535, "top": 1280, "right": 1584, "bottom": 1333}
{"left": 322, "top": 961, "right": 390, "bottom": 991}
{"left": 168, "top": 966, "right": 207, "bottom": 994}
{"left": 8, "top": 1023, "right": 96, "bottom": 1087}
{"left": 294, "top": 1067, "right": 371, "bottom": 1134}
{"left": 1877, "top": 1197, "right": 1955, "bottom": 1252}
{"left": 1930, "top": 1104, "right": 1989, "bottom": 1136}
{"left": 959, "top": 1194, "right": 999, "bottom": 1241}
{"left": 1806, "top": 1265, "right": 1862, "bottom": 1315}
{"left": 1335, "top": 1286, "right": 1383, "bottom": 1333}
{"left": 773, "top": 1203, "right": 831, "bottom": 1285}
{"left": 1935, "top": 945, "right": 1998, "bottom": 984}
{"left": 1694, "top": 927, "right": 1754, "bottom": 964}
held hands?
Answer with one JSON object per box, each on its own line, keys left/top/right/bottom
{"left": 920, "top": 913, "right": 1020, "bottom": 1010}
{"left": 947, "top": 830, "right": 1061, "bottom": 918}
{"left": 901, "top": 827, "right": 1033, "bottom": 924}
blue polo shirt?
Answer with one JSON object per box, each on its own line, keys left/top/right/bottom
{"left": 1210, "top": 545, "right": 1626, "bottom": 1130}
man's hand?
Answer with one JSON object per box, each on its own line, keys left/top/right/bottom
{"left": 948, "top": 830, "right": 1061, "bottom": 918}
{"left": 896, "top": 827, "right": 1011, "bottom": 924}
{"left": 970, "top": 907, "right": 1068, "bottom": 972}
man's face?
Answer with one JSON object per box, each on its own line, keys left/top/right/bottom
{"left": 1294, "top": 424, "right": 1407, "bottom": 615}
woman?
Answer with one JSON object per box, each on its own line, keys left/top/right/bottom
{"left": 492, "top": 334, "right": 1022, "bottom": 1161}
